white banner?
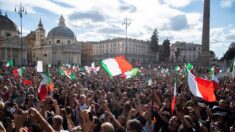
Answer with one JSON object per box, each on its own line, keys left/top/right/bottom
{"left": 37, "top": 61, "right": 43, "bottom": 72}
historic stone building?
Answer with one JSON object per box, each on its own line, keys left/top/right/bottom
{"left": 0, "top": 13, "right": 27, "bottom": 66}
{"left": 170, "top": 41, "right": 201, "bottom": 63}
{"left": 24, "top": 31, "right": 36, "bottom": 65}
{"left": 31, "top": 16, "right": 81, "bottom": 66}
{"left": 81, "top": 41, "right": 94, "bottom": 66}
{"left": 81, "top": 38, "right": 156, "bottom": 66}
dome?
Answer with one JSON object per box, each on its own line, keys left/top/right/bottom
{"left": 47, "top": 15, "right": 76, "bottom": 40}
{"left": 47, "top": 26, "right": 76, "bottom": 40}
{"left": 0, "top": 14, "right": 18, "bottom": 31}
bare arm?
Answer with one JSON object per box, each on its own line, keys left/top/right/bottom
{"left": 30, "top": 108, "right": 54, "bottom": 132}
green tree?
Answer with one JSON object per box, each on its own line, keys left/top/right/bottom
{"left": 221, "top": 48, "right": 235, "bottom": 63}
{"left": 150, "top": 28, "right": 159, "bottom": 52}
{"left": 163, "top": 39, "right": 170, "bottom": 61}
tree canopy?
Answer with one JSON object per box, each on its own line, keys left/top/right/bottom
{"left": 221, "top": 48, "right": 235, "bottom": 61}
{"left": 150, "top": 28, "right": 159, "bottom": 52}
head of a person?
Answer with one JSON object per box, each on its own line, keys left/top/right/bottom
{"left": 28, "top": 123, "right": 43, "bottom": 132}
{"left": 100, "top": 122, "right": 114, "bottom": 132}
{"left": 52, "top": 115, "right": 63, "bottom": 130}
{"left": 211, "top": 121, "right": 225, "bottom": 132}
{"left": 168, "top": 116, "right": 181, "bottom": 131}
{"left": 126, "top": 119, "right": 142, "bottom": 132}
{"left": 80, "top": 94, "right": 86, "bottom": 104}
{"left": 0, "top": 101, "right": 4, "bottom": 110}
{"left": 219, "top": 99, "right": 227, "bottom": 108}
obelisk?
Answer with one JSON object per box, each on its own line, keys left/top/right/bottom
{"left": 200, "top": 0, "right": 210, "bottom": 66}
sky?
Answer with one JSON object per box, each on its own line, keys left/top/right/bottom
{"left": 0, "top": 0, "right": 235, "bottom": 58}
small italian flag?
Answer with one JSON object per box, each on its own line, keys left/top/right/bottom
{"left": 174, "top": 66, "right": 181, "bottom": 72}
{"left": 171, "top": 81, "right": 177, "bottom": 113}
{"left": 6, "top": 59, "right": 13, "bottom": 67}
{"left": 38, "top": 76, "right": 49, "bottom": 100}
{"left": 23, "top": 79, "right": 31, "bottom": 86}
{"left": 186, "top": 63, "right": 193, "bottom": 71}
{"left": 59, "top": 65, "right": 66, "bottom": 76}
{"left": 12, "top": 67, "right": 25, "bottom": 79}
{"left": 187, "top": 69, "right": 216, "bottom": 102}
{"left": 64, "top": 70, "right": 77, "bottom": 80}
{"left": 121, "top": 68, "right": 140, "bottom": 79}
{"left": 100, "top": 56, "right": 133, "bottom": 77}
{"left": 17, "top": 67, "right": 25, "bottom": 77}
{"left": 229, "top": 56, "right": 235, "bottom": 81}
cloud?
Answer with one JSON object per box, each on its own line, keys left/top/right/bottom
{"left": 165, "top": 15, "right": 189, "bottom": 31}
{"left": 68, "top": 10, "right": 105, "bottom": 22}
{"left": 98, "top": 26, "right": 124, "bottom": 34}
{"left": 50, "top": 0, "right": 75, "bottom": 8}
{"left": 1, "top": 0, "right": 233, "bottom": 58}
{"left": 220, "top": 0, "right": 235, "bottom": 8}
{"left": 162, "top": 0, "right": 197, "bottom": 8}
{"left": 118, "top": 0, "right": 137, "bottom": 13}
{"left": 209, "top": 26, "right": 235, "bottom": 58}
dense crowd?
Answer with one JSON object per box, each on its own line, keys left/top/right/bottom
{"left": 0, "top": 65, "right": 234, "bottom": 132}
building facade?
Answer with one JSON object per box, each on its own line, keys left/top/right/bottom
{"left": 31, "top": 16, "right": 81, "bottom": 66}
{"left": 24, "top": 31, "right": 36, "bottom": 65}
{"left": 170, "top": 41, "right": 201, "bottom": 63}
{"left": 81, "top": 42, "right": 94, "bottom": 65}
{"left": 82, "top": 38, "right": 156, "bottom": 66}
{"left": 0, "top": 13, "right": 27, "bottom": 66}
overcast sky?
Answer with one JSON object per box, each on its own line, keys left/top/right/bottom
{"left": 0, "top": 0, "right": 235, "bottom": 58}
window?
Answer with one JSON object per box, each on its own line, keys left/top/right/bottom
{"left": 57, "top": 40, "right": 60, "bottom": 43}
{"left": 6, "top": 32, "right": 11, "bottom": 37}
{"left": 68, "top": 40, "right": 71, "bottom": 44}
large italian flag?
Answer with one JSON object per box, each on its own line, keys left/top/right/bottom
{"left": 100, "top": 56, "right": 133, "bottom": 77}
{"left": 187, "top": 70, "right": 216, "bottom": 102}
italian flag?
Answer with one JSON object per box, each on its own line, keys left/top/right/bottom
{"left": 174, "top": 66, "right": 181, "bottom": 72}
{"left": 45, "top": 68, "right": 54, "bottom": 91}
{"left": 171, "top": 81, "right": 177, "bottom": 113}
{"left": 186, "top": 63, "right": 193, "bottom": 71}
{"left": 59, "top": 65, "right": 66, "bottom": 76}
{"left": 38, "top": 76, "right": 49, "bottom": 100}
{"left": 121, "top": 68, "right": 140, "bottom": 79}
{"left": 230, "top": 56, "right": 235, "bottom": 81}
{"left": 6, "top": 59, "right": 13, "bottom": 67}
{"left": 100, "top": 56, "right": 133, "bottom": 77}
{"left": 23, "top": 79, "right": 31, "bottom": 86}
{"left": 17, "top": 67, "right": 25, "bottom": 77}
{"left": 64, "top": 70, "right": 77, "bottom": 80}
{"left": 72, "top": 64, "right": 78, "bottom": 72}
{"left": 12, "top": 67, "right": 25, "bottom": 79}
{"left": 187, "top": 70, "right": 216, "bottom": 102}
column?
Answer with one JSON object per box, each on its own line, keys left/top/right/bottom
{"left": 200, "top": 0, "right": 210, "bottom": 66}
{"left": 4, "top": 48, "right": 7, "bottom": 61}
{"left": 10, "top": 48, "right": 13, "bottom": 59}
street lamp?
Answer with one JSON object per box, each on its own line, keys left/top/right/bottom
{"left": 15, "top": 2, "right": 27, "bottom": 66}
{"left": 122, "top": 17, "right": 131, "bottom": 58}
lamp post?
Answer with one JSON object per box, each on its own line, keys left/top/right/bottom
{"left": 15, "top": 2, "right": 27, "bottom": 66}
{"left": 122, "top": 17, "right": 131, "bottom": 58}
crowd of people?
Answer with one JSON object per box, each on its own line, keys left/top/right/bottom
{"left": 0, "top": 65, "right": 234, "bottom": 132}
